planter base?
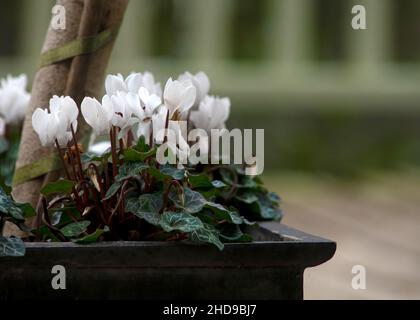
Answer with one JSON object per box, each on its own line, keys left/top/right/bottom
{"left": 0, "top": 223, "right": 335, "bottom": 300}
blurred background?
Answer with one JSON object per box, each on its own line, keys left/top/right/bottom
{"left": 0, "top": 0, "right": 419, "bottom": 299}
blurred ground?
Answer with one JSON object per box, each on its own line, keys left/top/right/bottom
{"left": 263, "top": 170, "right": 420, "bottom": 300}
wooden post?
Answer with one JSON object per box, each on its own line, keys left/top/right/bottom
{"left": 6, "top": 0, "right": 128, "bottom": 236}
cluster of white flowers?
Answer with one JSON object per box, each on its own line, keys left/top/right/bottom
{"left": 32, "top": 71, "right": 231, "bottom": 160}
{"left": 0, "top": 74, "right": 31, "bottom": 134}
{"left": 32, "top": 96, "right": 78, "bottom": 147}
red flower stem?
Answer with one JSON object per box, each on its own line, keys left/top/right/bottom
{"left": 66, "top": 145, "right": 88, "bottom": 205}
{"left": 163, "top": 109, "right": 169, "bottom": 144}
{"left": 103, "top": 157, "right": 110, "bottom": 190}
{"left": 70, "top": 124, "right": 84, "bottom": 181}
{"left": 119, "top": 138, "right": 124, "bottom": 165}
{"left": 127, "top": 129, "right": 134, "bottom": 148}
{"left": 110, "top": 127, "right": 118, "bottom": 178}
{"left": 107, "top": 180, "right": 129, "bottom": 226}
{"left": 149, "top": 125, "right": 153, "bottom": 147}
{"left": 87, "top": 181, "right": 107, "bottom": 226}
{"left": 66, "top": 145, "right": 79, "bottom": 181}
{"left": 41, "top": 197, "right": 67, "bottom": 242}
{"left": 55, "top": 140, "right": 72, "bottom": 180}
{"left": 161, "top": 180, "right": 183, "bottom": 214}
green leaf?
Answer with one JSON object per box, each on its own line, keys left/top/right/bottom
{"left": 220, "top": 168, "right": 235, "bottom": 185}
{"left": 40, "top": 179, "right": 75, "bottom": 196}
{"left": 60, "top": 221, "right": 90, "bottom": 238}
{"left": 251, "top": 192, "right": 283, "bottom": 220}
{"left": 0, "top": 187, "right": 25, "bottom": 221}
{"left": 0, "top": 236, "right": 25, "bottom": 257}
{"left": 188, "top": 174, "right": 212, "bottom": 188}
{"left": 125, "top": 193, "right": 162, "bottom": 226}
{"left": 18, "top": 203, "right": 36, "bottom": 218}
{"left": 103, "top": 182, "right": 122, "bottom": 200}
{"left": 160, "top": 211, "right": 203, "bottom": 233}
{"left": 49, "top": 207, "right": 80, "bottom": 227}
{"left": 235, "top": 192, "right": 258, "bottom": 204}
{"left": 81, "top": 152, "right": 107, "bottom": 164}
{"left": 134, "top": 135, "right": 149, "bottom": 152}
{"left": 74, "top": 226, "right": 109, "bottom": 244}
{"left": 205, "top": 202, "right": 244, "bottom": 224}
{"left": 148, "top": 165, "right": 185, "bottom": 181}
{"left": 124, "top": 147, "right": 156, "bottom": 162}
{"left": 31, "top": 225, "right": 60, "bottom": 242}
{"left": 218, "top": 224, "right": 252, "bottom": 242}
{"left": 220, "top": 168, "right": 257, "bottom": 189}
{"left": 189, "top": 174, "right": 226, "bottom": 189}
{"left": 0, "top": 137, "right": 9, "bottom": 154}
{"left": 50, "top": 211, "right": 63, "bottom": 226}
{"left": 267, "top": 192, "right": 281, "bottom": 205}
{"left": 189, "top": 224, "right": 224, "bottom": 250}
{"left": 170, "top": 188, "right": 207, "bottom": 214}
{"left": 211, "top": 180, "right": 227, "bottom": 188}
{"left": 115, "top": 162, "right": 149, "bottom": 182}
{"left": 170, "top": 188, "right": 245, "bottom": 225}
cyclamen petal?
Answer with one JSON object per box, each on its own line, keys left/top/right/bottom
{"left": 105, "top": 72, "right": 162, "bottom": 97}
{"left": 105, "top": 74, "right": 126, "bottom": 95}
{"left": 139, "top": 87, "right": 161, "bottom": 116}
{"left": 178, "top": 71, "right": 210, "bottom": 105}
{"left": 0, "top": 74, "right": 31, "bottom": 124}
{"left": 152, "top": 106, "right": 169, "bottom": 144}
{"left": 125, "top": 73, "right": 143, "bottom": 93}
{"left": 81, "top": 97, "right": 112, "bottom": 136}
{"left": 190, "top": 95, "right": 231, "bottom": 132}
{"left": 178, "top": 83, "right": 196, "bottom": 114}
{"left": 32, "top": 108, "right": 50, "bottom": 146}
{"left": 49, "top": 95, "right": 79, "bottom": 128}
{"left": 136, "top": 121, "right": 152, "bottom": 143}
{"left": 32, "top": 106, "right": 74, "bottom": 147}
{"left": 142, "top": 72, "right": 162, "bottom": 97}
{"left": 110, "top": 92, "right": 133, "bottom": 128}
{"left": 163, "top": 78, "right": 196, "bottom": 119}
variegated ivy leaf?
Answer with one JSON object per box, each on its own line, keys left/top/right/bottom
{"left": 0, "top": 236, "right": 25, "bottom": 257}
{"left": 159, "top": 211, "right": 203, "bottom": 233}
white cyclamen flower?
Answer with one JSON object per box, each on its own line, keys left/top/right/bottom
{"left": 32, "top": 108, "right": 71, "bottom": 147}
{"left": 126, "top": 72, "right": 162, "bottom": 97}
{"left": 134, "top": 87, "right": 162, "bottom": 140}
{"left": 190, "top": 95, "right": 230, "bottom": 131}
{"left": 154, "top": 114, "right": 190, "bottom": 167}
{"left": 105, "top": 74, "right": 127, "bottom": 96}
{"left": 163, "top": 78, "right": 196, "bottom": 120}
{"left": 105, "top": 72, "right": 162, "bottom": 97}
{"left": 81, "top": 97, "right": 114, "bottom": 136}
{"left": 168, "top": 120, "right": 190, "bottom": 165}
{"left": 152, "top": 106, "right": 169, "bottom": 144}
{"left": 178, "top": 71, "right": 210, "bottom": 105}
{"left": 49, "top": 95, "right": 79, "bottom": 130}
{"left": 0, "top": 74, "right": 30, "bottom": 124}
{"left": 109, "top": 92, "right": 135, "bottom": 130}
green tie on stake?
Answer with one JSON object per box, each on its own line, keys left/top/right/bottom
{"left": 12, "top": 25, "right": 120, "bottom": 187}
{"left": 38, "top": 26, "right": 120, "bottom": 68}
{"left": 12, "top": 154, "right": 61, "bottom": 187}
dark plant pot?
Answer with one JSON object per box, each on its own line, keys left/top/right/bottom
{"left": 0, "top": 223, "right": 335, "bottom": 300}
